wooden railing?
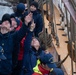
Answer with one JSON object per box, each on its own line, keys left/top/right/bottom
{"left": 62, "top": 0, "right": 76, "bottom": 75}
{"left": 69, "top": 0, "right": 76, "bottom": 10}
{"left": 62, "top": 0, "right": 76, "bottom": 23}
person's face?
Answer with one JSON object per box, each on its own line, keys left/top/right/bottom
{"left": 11, "top": 18, "right": 17, "bottom": 28}
{"left": 30, "top": 5, "right": 37, "bottom": 11}
{"left": 2, "top": 21, "right": 10, "bottom": 30}
{"left": 31, "top": 38, "right": 40, "bottom": 50}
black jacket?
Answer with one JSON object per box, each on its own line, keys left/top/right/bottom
{"left": 0, "top": 23, "right": 28, "bottom": 74}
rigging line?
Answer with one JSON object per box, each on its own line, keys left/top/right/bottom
{"left": 52, "top": 0, "right": 58, "bottom": 35}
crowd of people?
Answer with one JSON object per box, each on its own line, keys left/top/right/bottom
{"left": 0, "top": 1, "right": 64, "bottom": 75}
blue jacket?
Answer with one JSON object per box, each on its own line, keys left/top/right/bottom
{"left": 0, "top": 23, "right": 28, "bottom": 74}
{"left": 32, "top": 10, "right": 43, "bottom": 37}
{"left": 13, "top": 10, "right": 43, "bottom": 36}
{"left": 24, "top": 10, "right": 43, "bottom": 37}
{"left": 21, "top": 31, "right": 45, "bottom": 75}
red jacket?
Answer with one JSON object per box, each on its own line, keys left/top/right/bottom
{"left": 16, "top": 21, "right": 22, "bottom": 31}
{"left": 32, "top": 65, "right": 50, "bottom": 75}
{"left": 18, "top": 37, "right": 26, "bottom": 60}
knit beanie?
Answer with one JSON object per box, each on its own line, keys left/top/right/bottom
{"left": 30, "top": 1, "right": 38, "bottom": 9}
{"left": 2, "top": 13, "right": 11, "bottom": 25}
{"left": 10, "top": 14, "right": 15, "bottom": 19}
{"left": 17, "top": 3, "right": 25, "bottom": 13}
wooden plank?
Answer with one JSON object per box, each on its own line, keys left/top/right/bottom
{"left": 62, "top": 0, "right": 76, "bottom": 23}
{"left": 47, "top": 46, "right": 68, "bottom": 75}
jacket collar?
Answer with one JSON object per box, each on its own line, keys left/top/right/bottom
{"left": 31, "top": 10, "right": 39, "bottom": 15}
{"left": 32, "top": 47, "right": 42, "bottom": 55}
{"left": 38, "top": 65, "right": 50, "bottom": 75}
{"left": 0, "top": 32, "right": 10, "bottom": 38}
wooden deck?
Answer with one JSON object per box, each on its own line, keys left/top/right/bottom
{"left": 44, "top": 5, "right": 72, "bottom": 75}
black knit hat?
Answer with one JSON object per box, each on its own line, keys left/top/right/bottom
{"left": 10, "top": 14, "right": 20, "bottom": 26}
{"left": 10, "top": 14, "right": 15, "bottom": 19}
{"left": 2, "top": 13, "right": 11, "bottom": 25}
{"left": 30, "top": 1, "right": 38, "bottom": 9}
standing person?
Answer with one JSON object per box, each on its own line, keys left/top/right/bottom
{"left": 10, "top": 14, "right": 23, "bottom": 75}
{"left": 11, "top": 10, "right": 28, "bottom": 75}
{"left": 0, "top": 13, "right": 32, "bottom": 75}
{"left": 29, "top": 1, "right": 43, "bottom": 37}
{"left": 10, "top": 14, "right": 21, "bottom": 33}
{"left": 32, "top": 53, "right": 64, "bottom": 75}
{"left": 12, "top": 2, "right": 28, "bottom": 24}
{"left": 20, "top": 21, "right": 57, "bottom": 75}
{"left": 23, "top": 1, "right": 43, "bottom": 37}
{"left": 13, "top": 3, "right": 26, "bottom": 20}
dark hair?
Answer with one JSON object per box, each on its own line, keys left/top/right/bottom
{"left": 32, "top": 37, "right": 46, "bottom": 50}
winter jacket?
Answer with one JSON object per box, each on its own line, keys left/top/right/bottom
{"left": 32, "top": 65, "right": 50, "bottom": 75}
{"left": 18, "top": 37, "right": 26, "bottom": 61}
{"left": 33, "top": 66, "right": 64, "bottom": 75}
{"left": 31, "top": 10, "right": 43, "bottom": 37}
{"left": 16, "top": 20, "right": 26, "bottom": 61}
{"left": 32, "top": 60, "right": 64, "bottom": 75}
{"left": 20, "top": 31, "right": 45, "bottom": 75}
{"left": 12, "top": 20, "right": 22, "bottom": 67}
{"left": 0, "top": 23, "right": 28, "bottom": 74}
{"left": 23, "top": 10, "right": 43, "bottom": 37}
{"left": 15, "top": 20, "right": 25, "bottom": 61}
